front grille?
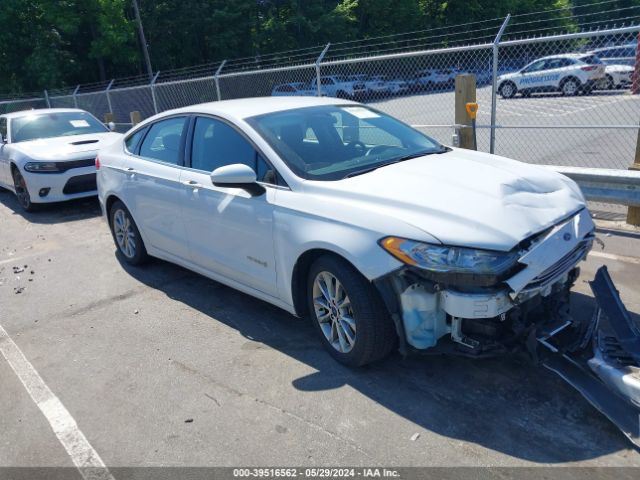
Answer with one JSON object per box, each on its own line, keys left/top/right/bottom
{"left": 62, "top": 173, "right": 97, "bottom": 194}
{"left": 56, "top": 158, "right": 96, "bottom": 172}
{"left": 522, "top": 239, "right": 592, "bottom": 291}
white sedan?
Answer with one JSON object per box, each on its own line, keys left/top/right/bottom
{"left": 97, "top": 97, "right": 594, "bottom": 367}
{"left": 0, "top": 108, "right": 121, "bottom": 211}
{"left": 598, "top": 64, "right": 634, "bottom": 89}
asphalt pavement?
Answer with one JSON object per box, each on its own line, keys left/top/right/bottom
{"left": 1, "top": 191, "right": 640, "bottom": 474}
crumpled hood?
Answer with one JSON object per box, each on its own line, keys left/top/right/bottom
{"left": 318, "top": 148, "right": 586, "bottom": 251}
{"left": 13, "top": 132, "right": 121, "bottom": 160}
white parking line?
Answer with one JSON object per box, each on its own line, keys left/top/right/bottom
{"left": 0, "top": 324, "right": 114, "bottom": 480}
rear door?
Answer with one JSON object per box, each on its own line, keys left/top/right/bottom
{"left": 121, "top": 115, "right": 191, "bottom": 260}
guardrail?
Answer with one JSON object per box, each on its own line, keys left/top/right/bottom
{"left": 544, "top": 166, "right": 640, "bottom": 208}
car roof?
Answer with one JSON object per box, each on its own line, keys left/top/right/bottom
{"left": 148, "top": 96, "right": 357, "bottom": 122}
{"left": 590, "top": 45, "right": 636, "bottom": 52}
{"left": 0, "top": 108, "right": 86, "bottom": 120}
{"left": 535, "top": 53, "right": 589, "bottom": 61}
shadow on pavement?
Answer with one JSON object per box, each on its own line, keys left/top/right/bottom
{"left": 0, "top": 188, "right": 101, "bottom": 224}
{"left": 115, "top": 250, "right": 638, "bottom": 463}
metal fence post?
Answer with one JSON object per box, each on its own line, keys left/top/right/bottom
{"left": 150, "top": 71, "right": 160, "bottom": 114}
{"left": 43, "top": 90, "right": 51, "bottom": 108}
{"left": 105, "top": 79, "right": 115, "bottom": 114}
{"left": 490, "top": 14, "right": 511, "bottom": 154}
{"left": 72, "top": 85, "right": 80, "bottom": 108}
{"left": 214, "top": 60, "right": 227, "bottom": 101}
{"left": 315, "top": 43, "right": 331, "bottom": 97}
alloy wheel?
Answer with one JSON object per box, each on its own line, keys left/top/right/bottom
{"left": 312, "top": 271, "right": 356, "bottom": 353}
{"left": 113, "top": 209, "right": 137, "bottom": 259}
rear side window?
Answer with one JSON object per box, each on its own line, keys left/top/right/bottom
{"left": 139, "top": 117, "right": 187, "bottom": 165}
{"left": 124, "top": 128, "right": 147, "bottom": 153}
{"left": 580, "top": 55, "right": 602, "bottom": 65}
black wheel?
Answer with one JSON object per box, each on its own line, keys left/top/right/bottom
{"left": 307, "top": 255, "right": 396, "bottom": 367}
{"left": 560, "top": 78, "right": 580, "bottom": 96}
{"left": 499, "top": 81, "right": 516, "bottom": 99}
{"left": 604, "top": 75, "right": 615, "bottom": 90}
{"left": 109, "top": 200, "right": 148, "bottom": 265}
{"left": 11, "top": 167, "right": 36, "bottom": 212}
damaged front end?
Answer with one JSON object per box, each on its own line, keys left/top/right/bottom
{"left": 375, "top": 208, "right": 640, "bottom": 446}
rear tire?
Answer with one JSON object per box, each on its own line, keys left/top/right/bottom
{"left": 109, "top": 200, "right": 148, "bottom": 265}
{"left": 307, "top": 254, "right": 396, "bottom": 367}
{"left": 11, "top": 167, "right": 36, "bottom": 212}
{"left": 560, "top": 78, "right": 580, "bottom": 96}
{"left": 604, "top": 75, "right": 615, "bottom": 90}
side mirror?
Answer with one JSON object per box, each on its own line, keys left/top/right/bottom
{"left": 107, "top": 121, "right": 116, "bottom": 132}
{"left": 210, "top": 163, "right": 265, "bottom": 196}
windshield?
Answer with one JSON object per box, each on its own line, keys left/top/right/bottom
{"left": 11, "top": 111, "right": 108, "bottom": 143}
{"left": 247, "top": 105, "right": 445, "bottom": 181}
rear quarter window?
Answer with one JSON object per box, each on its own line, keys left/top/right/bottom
{"left": 125, "top": 128, "right": 147, "bottom": 153}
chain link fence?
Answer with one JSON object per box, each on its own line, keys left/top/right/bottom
{"left": 1, "top": 20, "right": 638, "bottom": 171}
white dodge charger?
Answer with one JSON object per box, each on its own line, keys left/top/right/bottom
{"left": 0, "top": 108, "right": 121, "bottom": 211}
{"left": 97, "top": 97, "right": 594, "bottom": 367}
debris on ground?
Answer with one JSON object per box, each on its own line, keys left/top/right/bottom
{"left": 184, "top": 418, "right": 194, "bottom": 423}
{"left": 14, "top": 287, "right": 24, "bottom": 294}
{"left": 134, "top": 309, "right": 139, "bottom": 315}
{"left": 12, "top": 266, "right": 24, "bottom": 274}
{"left": 410, "top": 433, "right": 420, "bottom": 441}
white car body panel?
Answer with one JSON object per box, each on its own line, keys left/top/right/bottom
{"left": 602, "top": 64, "right": 634, "bottom": 87}
{"left": 97, "top": 97, "right": 591, "bottom": 343}
{"left": 0, "top": 108, "right": 121, "bottom": 203}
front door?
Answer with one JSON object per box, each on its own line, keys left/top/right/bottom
{"left": 180, "top": 115, "right": 279, "bottom": 296}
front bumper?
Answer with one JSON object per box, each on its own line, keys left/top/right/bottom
{"left": 376, "top": 209, "right": 595, "bottom": 354}
{"left": 22, "top": 165, "right": 97, "bottom": 203}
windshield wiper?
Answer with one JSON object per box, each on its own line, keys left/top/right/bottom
{"left": 344, "top": 147, "right": 450, "bottom": 178}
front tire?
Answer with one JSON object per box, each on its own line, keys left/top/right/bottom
{"left": 109, "top": 200, "right": 148, "bottom": 265}
{"left": 499, "top": 81, "right": 516, "bottom": 99}
{"left": 11, "top": 168, "right": 35, "bottom": 212}
{"left": 307, "top": 255, "right": 396, "bottom": 367}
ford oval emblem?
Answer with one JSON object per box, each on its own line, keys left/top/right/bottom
{"left": 563, "top": 233, "right": 572, "bottom": 241}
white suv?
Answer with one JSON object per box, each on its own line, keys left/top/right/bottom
{"left": 97, "top": 97, "right": 595, "bottom": 368}
{"left": 498, "top": 54, "right": 605, "bottom": 98}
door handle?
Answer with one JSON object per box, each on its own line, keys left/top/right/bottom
{"left": 126, "top": 167, "right": 135, "bottom": 172}
{"left": 182, "top": 180, "right": 202, "bottom": 189}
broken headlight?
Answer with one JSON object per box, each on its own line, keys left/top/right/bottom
{"left": 380, "top": 236, "right": 519, "bottom": 276}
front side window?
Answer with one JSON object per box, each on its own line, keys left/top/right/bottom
{"left": 190, "top": 117, "right": 275, "bottom": 183}
{"left": 10, "top": 111, "right": 108, "bottom": 143}
{"left": 522, "top": 60, "right": 548, "bottom": 73}
{"left": 139, "top": 116, "right": 187, "bottom": 165}
{"left": 247, "top": 105, "right": 445, "bottom": 181}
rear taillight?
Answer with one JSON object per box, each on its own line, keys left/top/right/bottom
{"left": 95, "top": 156, "right": 100, "bottom": 170}
{"left": 581, "top": 65, "right": 598, "bottom": 71}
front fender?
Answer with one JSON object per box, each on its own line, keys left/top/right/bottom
{"left": 273, "top": 207, "right": 404, "bottom": 308}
